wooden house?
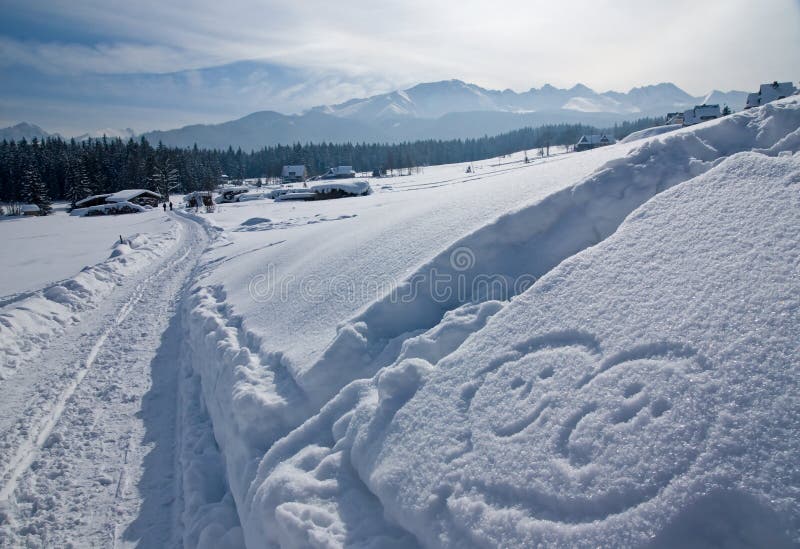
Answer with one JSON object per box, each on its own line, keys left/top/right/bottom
{"left": 575, "top": 134, "right": 614, "bottom": 152}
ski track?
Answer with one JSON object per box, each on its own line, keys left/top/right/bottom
{"left": 0, "top": 214, "right": 222, "bottom": 547}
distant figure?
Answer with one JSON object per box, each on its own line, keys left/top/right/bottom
{"left": 169, "top": 201, "right": 173, "bottom": 211}
{"left": 162, "top": 203, "right": 166, "bottom": 212}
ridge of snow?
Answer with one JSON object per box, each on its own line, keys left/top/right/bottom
{"left": 0, "top": 223, "right": 182, "bottom": 378}
{"left": 182, "top": 98, "right": 800, "bottom": 547}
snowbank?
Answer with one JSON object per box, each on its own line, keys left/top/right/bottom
{"left": 619, "top": 123, "right": 682, "bottom": 143}
{"left": 184, "top": 98, "right": 800, "bottom": 547}
{"left": 71, "top": 200, "right": 146, "bottom": 217}
{"left": 0, "top": 224, "right": 181, "bottom": 378}
{"left": 349, "top": 150, "right": 800, "bottom": 547}
{"left": 309, "top": 180, "right": 372, "bottom": 197}
{"left": 274, "top": 191, "right": 316, "bottom": 202}
{"left": 245, "top": 152, "right": 800, "bottom": 547}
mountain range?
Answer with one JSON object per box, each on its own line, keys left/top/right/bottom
{"left": 2, "top": 80, "right": 748, "bottom": 150}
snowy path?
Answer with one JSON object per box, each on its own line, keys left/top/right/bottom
{"left": 0, "top": 215, "right": 217, "bottom": 547}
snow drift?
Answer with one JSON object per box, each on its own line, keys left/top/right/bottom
{"left": 0, "top": 224, "right": 181, "bottom": 378}
{"left": 183, "top": 98, "right": 800, "bottom": 547}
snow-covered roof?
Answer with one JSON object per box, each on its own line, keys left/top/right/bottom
{"left": 274, "top": 191, "right": 316, "bottom": 201}
{"left": 310, "top": 180, "right": 372, "bottom": 196}
{"left": 693, "top": 104, "right": 720, "bottom": 117}
{"left": 758, "top": 81, "right": 797, "bottom": 102}
{"left": 281, "top": 165, "right": 307, "bottom": 176}
{"left": 683, "top": 104, "right": 721, "bottom": 125}
{"left": 20, "top": 204, "right": 40, "bottom": 212}
{"left": 219, "top": 186, "right": 249, "bottom": 194}
{"left": 74, "top": 201, "right": 146, "bottom": 216}
{"left": 577, "top": 134, "right": 613, "bottom": 145}
{"left": 75, "top": 193, "right": 112, "bottom": 207}
{"left": 106, "top": 189, "right": 161, "bottom": 202}
{"left": 745, "top": 92, "right": 760, "bottom": 109}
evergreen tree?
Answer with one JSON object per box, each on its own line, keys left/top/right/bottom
{"left": 65, "top": 158, "right": 92, "bottom": 208}
{"left": 21, "top": 164, "right": 52, "bottom": 215}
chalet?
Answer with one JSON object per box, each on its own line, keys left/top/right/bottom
{"left": 74, "top": 193, "right": 112, "bottom": 208}
{"left": 665, "top": 112, "right": 684, "bottom": 125}
{"left": 281, "top": 165, "right": 307, "bottom": 183}
{"left": 682, "top": 104, "right": 720, "bottom": 126}
{"left": 745, "top": 81, "right": 798, "bottom": 109}
{"left": 21, "top": 204, "right": 41, "bottom": 216}
{"left": 575, "top": 134, "right": 614, "bottom": 152}
{"left": 106, "top": 189, "right": 161, "bottom": 207}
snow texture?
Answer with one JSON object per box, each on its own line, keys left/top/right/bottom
{"left": 0, "top": 221, "right": 181, "bottom": 377}
{"left": 106, "top": 189, "right": 161, "bottom": 203}
{"left": 619, "top": 123, "right": 682, "bottom": 143}
{"left": 0, "top": 209, "right": 175, "bottom": 297}
{"left": 309, "top": 180, "right": 372, "bottom": 196}
{"left": 72, "top": 200, "right": 147, "bottom": 216}
{"left": 182, "top": 98, "right": 800, "bottom": 547}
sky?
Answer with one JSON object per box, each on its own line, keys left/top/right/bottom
{"left": 0, "top": 0, "right": 798, "bottom": 136}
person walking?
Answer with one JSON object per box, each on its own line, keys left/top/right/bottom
{"left": 169, "top": 201, "right": 173, "bottom": 211}
{"left": 162, "top": 203, "right": 166, "bottom": 212}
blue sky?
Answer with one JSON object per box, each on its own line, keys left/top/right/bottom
{"left": 1, "top": 0, "right": 798, "bottom": 136}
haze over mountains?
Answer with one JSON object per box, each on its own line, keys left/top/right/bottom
{"left": 2, "top": 80, "right": 747, "bottom": 151}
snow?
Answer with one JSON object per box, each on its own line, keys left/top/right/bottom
{"left": 274, "top": 191, "right": 317, "bottom": 201}
{"left": 0, "top": 216, "right": 244, "bottom": 547}
{"left": 308, "top": 180, "right": 372, "bottom": 196}
{"left": 619, "top": 123, "right": 682, "bottom": 143}
{"left": 0, "top": 213, "right": 180, "bottom": 377}
{"left": 350, "top": 150, "right": 800, "bottom": 548}
{"left": 2, "top": 98, "right": 799, "bottom": 547}
{"left": 19, "top": 204, "right": 40, "bottom": 213}
{"left": 0, "top": 208, "right": 177, "bottom": 297}
{"left": 180, "top": 98, "right": 800, "bottom": 547}
{"left": 74, "top": 193, "right": 112, "bottom": 207}
{"left": 106, "top": 188, "right": 161, "bottom": 202}
{"left": 72, "top": 200, "right": 147, "bottom": 216}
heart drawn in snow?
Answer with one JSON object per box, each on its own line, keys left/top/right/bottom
{"left": 448, "top": 331, "right": 718, "bottom": 524}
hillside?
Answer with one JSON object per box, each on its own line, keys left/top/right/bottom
{"left": 177, "top": 99, "right": 799, "bottom": 547}
{"left": 130, "top": 80, "right": 745, "bottom": 150}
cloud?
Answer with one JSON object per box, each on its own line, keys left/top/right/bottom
{"left": 0, "top": 37, "right": 226, "bottom": 75}
{"left": 1, "top": 0, "right": 798, "bottom": 134}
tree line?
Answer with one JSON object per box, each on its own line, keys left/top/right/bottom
{"left": 0, "top": 117, "right": 660, "bottom": 214}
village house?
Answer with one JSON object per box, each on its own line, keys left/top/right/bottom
{"left": 281, "top": 165, "right": 307, "bottom": 183}
{"left": 74, "top": 193, "right": 112, "bottom": 209}
{"left": 320, "top": 166, "right": 356, "bottom": 179}
{"left": 683, "top": 104, "right": 721, "bottom": 126}
{"left": 21, "top": 204, "right": 41, "bottom": 216}
{"left": 745, "top": 81, "right": 798, "bottom": 109}
{"left": 665, "top": 112, "right": 685, "bottom": 125}
{"left": 575, "top": 134, "right": 614, "bottom": 152}
{"left": 106, "top": 189, "right": 162, "bottom": 207}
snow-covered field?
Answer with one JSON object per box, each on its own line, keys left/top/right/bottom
{"left": 1, "top": 98, "right": 799, "bottom": 548}
{"left": 0, "top": 208, "right": 175, "bottom": 297}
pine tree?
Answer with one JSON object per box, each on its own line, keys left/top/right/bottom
{"left": 65, "top": 158, "right": 92, "bottom": 208}
{"left": 21, "top": 164, "right": 52, "bottom": 215}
